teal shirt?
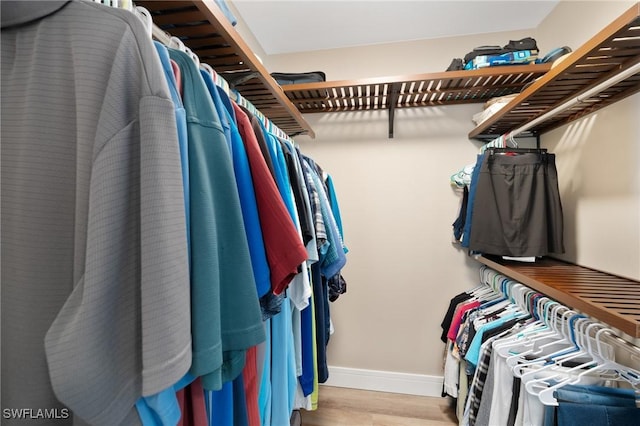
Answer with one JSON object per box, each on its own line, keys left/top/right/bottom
{"left": 325, "top": 174, "right": 348, "bottom": 253}
{"left": 168, "top": 49, "right": 265, "bottom": 391}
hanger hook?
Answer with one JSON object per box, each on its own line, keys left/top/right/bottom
{"left": 185, "top": 47, "right": 200, "bottom": 67}
{"left": 169, "top": 36, "right": 187, "bottom": 52}
{"left": 134, "top": 6, "right": 153, "bottom": 38}
{"left": 200, "top": 63, "right": 215, "bottom": 77}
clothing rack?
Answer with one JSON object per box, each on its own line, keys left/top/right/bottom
{"left": 479, "top": 265, "right": 640, "bottom": 358}
{"left": 510, "top": 61, "right": 640, "bottom": 138}
{"left": 149, "top": 19, "right": 294, "bottom": 143}
{"left": 478, "top": 257, "right": 640, "bottom": 340}
{"left": 136, "top": 0, "right": 315, "bottom": 137}
{"left": 480, "top": 52, "right": 640, "bottom": 150}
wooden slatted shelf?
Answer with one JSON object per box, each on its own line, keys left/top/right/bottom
{"left": 469, "top": 2, "right": 640, "bottom": 140}
{"left": 476, "top": 256, "right": 640, "bottom": 338}
{"left": 283, "top": 65, "right": 550, "bottom": 112}
{"left": 278, "top": 3, "right": 640, "bottom": 140}
{"left": 282, "top": 64, "right": 551, "bottom": 138}
{"left": 136, "top": 0, "right": 315, "bottom": 138}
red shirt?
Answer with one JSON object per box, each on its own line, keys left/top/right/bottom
{"left": 232, "top": 103, "right": 307, "bottom": 295}
{"left": 243, "top": 346, "right": 260, "bottom": 426}
{"left": 177, "top": 378, "right": 207, "bottom": 426}
{"left": 447, "top": 300, "right": 481, "bottom": 341}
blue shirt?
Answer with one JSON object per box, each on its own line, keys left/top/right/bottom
{"left": 465, "top": 312, "right": 520, "bottom": 366}
{"left": 154, "top": 42, "right": 190, "bottom": 251}
{"left": 205, "top": 381, "right": 233, "bottom": 426}
{"left": 462, "top": 153, "right": 485, "bottom": 248}
{"left": 325, "top": 174, "right": 346, "bottom": 252}
{"left": 249, "top": 126, "right": 299, "bottom": 426}
{"left": 200, "top": 71, "right": 271, "bottom": 299}
{"left": 259, "top": 320, "right": 272, "bottom": 426}
{"left": 270, "top": 297, "right": 298, "bottom": 426}
{"left": 169, "top": 48, "right": 265, "bottom": 391}
{"left": 136, "top": 41, "right": 192, "bottom": 426}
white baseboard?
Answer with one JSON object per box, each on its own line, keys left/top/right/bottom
{"left": 323, "top": 366, "right": 444, "bottom": 397}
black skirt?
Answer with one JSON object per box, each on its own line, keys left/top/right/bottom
{"left": 468, "top": 152, "right": 564, "bottom": 257}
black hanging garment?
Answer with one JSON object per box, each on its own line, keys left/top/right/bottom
{"left": 468, "top": 149, "right": 564, "bottom": 257}
{"left": 452, "top": 185, "right": 469, "bottom": 242}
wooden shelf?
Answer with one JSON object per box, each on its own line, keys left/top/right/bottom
{"left": 476, "top": 256, "right": 640, "bottom": 338}
{"left": 136, "top": 0, "right": 315, "bottom": 138}
{"left": 282, "top": 64, "right": 551, "bottom": 137}
{"left": 469, "top": 2, "right": 640, "bottom": 140}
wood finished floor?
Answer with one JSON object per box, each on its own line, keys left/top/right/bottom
{"left": 299, "top": 386, "right": 458, "bottom": 426}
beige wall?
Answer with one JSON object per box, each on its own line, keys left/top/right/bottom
{"left": 294, "top": 106, "right": 484, "bottom": 375}
{"left": 232, "top": 0, "right": 640, "bottom": 378}
{"left": 535, "top": 0, "right": 636, "bottom": 57}
{"left": 263, "top": 28, "right": 539, "bottom": 377}
{"left": 263, "top": 29, "right": 535, "bottom": 80}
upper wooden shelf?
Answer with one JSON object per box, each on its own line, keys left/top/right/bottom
{"left": 281, "top": 64, "right": 551, "bottom": 137}
{"left": 469, "top": 2, "right": 640, "bottom": 140}
{"left": 136, "top": 0, "right": 315, "bottom": 138}
{"left": 476, "top": 256, "right": 640, "bottom": 338}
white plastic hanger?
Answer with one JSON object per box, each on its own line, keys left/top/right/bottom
{"left": 529, "top": 321, "right": 618, "bottom": 406}
{"left": 134, "top": 6, "right": 153, "bottom": 38}
{"left": 583, "top": 327, "right": 640, "bottom": 387}
{"left": 520, "top": 315, "right": 601, "bottom": 398}
{"left": 200, "top": 63, "right": 215, "bottom": 79}
{"left": 186, "top": 47, "right": 200, "bottom": 67}
{"left": 514, "top": 309, "right": 580, "bottom": 381}
{"left": 497, "top": 303, "right": 566, "bottom": 368}
{"left": 496, "top": 301, "right": 558, "bottom": 355}
{"left": 169, "top": 36, "right": 187, "bottom": 52}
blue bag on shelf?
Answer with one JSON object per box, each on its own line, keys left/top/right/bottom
{"left": 464, "top": 50, "right": 539, "bottom": 70}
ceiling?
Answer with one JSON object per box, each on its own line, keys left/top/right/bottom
{"left": 232, "top": 0, "right": 559, "bottom": 55}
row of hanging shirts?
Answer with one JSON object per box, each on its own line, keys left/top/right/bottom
{"left": 1, "top": 1, "right": 347, "bottom": 426}
{"left": 121, "top": 3, "right": 350, "bottom": 426}
{"left": 111, "top": 3, "right": 351, "bottom": 426}
{"left": 441, "top": 265, "right": 640, "bottom": 426}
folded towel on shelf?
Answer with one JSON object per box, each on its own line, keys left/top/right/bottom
{"left": 471, "top": 93, "right": 519, "bottom": 125}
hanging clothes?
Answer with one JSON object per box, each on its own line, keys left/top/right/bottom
{"left": 460, "top": 153, "right": 486, "bottom": 248}
{"left": 468, "top": 151, "right": 564, "bottom": 257}
{"left": 168, "top": 48, "right": 265, "bottom": 392}
{"left": 2, "top": 3, "right": 349, "bottom": 426}
{"left": 233, "top": 103, "right": 308, "bottom": 298}
{"left": 441, "top": 266, "right": 640, "bottom": 426}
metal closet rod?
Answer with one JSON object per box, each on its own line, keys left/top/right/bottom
{"left": 511, "top": 60, "right": 640, "bottom": 137}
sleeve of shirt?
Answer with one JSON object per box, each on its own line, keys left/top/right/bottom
{"left": 43, "top": 20, "right": 191, "bottom": 425}
{"left": 139, "top": 96, "right": 192, "bottom": 394}
{"left": 43, "top": 95, "right": 191, "bottom": 425}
